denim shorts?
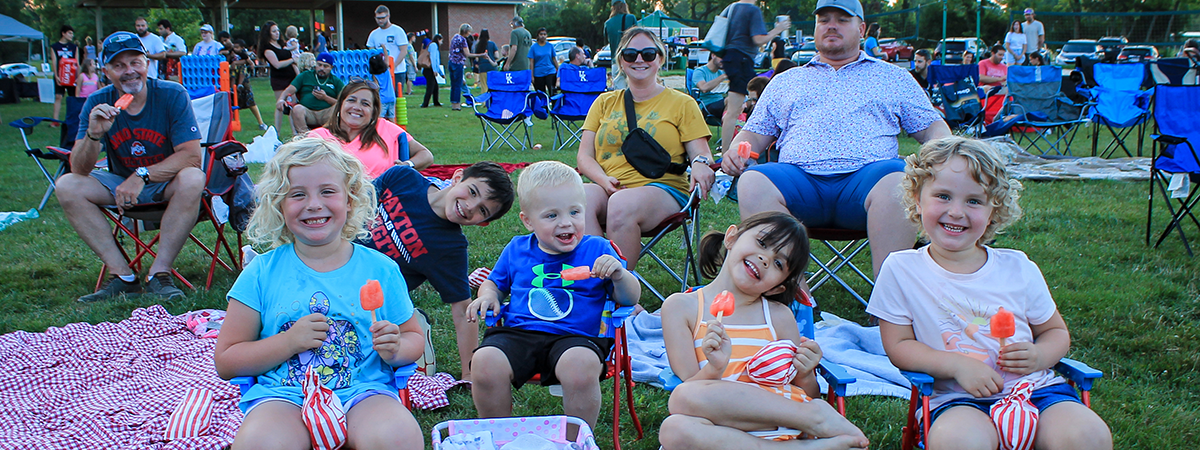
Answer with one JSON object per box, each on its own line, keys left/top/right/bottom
{"left": 380, "top": 101, "right": 396, "bottom": 119}
{"left": 745, "top": 159, "right": 905, "bottom": 230}
{"left": 243, "top": 388, "right": 399, "bottom": 415}
{"left": 90, "top": 170, "right": 171, "bottom": 206}
{"left": 930, "top": 382, "right": 1082, "bottom": 424}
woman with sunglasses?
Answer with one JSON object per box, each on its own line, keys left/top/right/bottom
{"left": 310, "top": 80, "right": 433, "bottom": 178}
{"left": 576, "top": 28, "right": 715, "bottom": 272}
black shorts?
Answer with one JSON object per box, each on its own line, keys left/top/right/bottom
{"left": 237, "top": 84, "right": 256, "bottom": 107}
{"left": 722, "top": 49, "right": 755, "bottom": 95}
{"left": 476, "top": 327, "right": 613, "bottom": 387}
{"left": 55, "top": 84, "right": 75, "bottom": 96}
{"left": 533, "top": 74, "right": 557, "bottom": 95}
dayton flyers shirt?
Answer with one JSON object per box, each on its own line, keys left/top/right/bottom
{"left": 76, "top": 79, "right": 200, "bottom": 177}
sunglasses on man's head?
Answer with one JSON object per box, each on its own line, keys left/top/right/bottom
{"left": 621, "top": 47, "right": 660, "bottom": 63}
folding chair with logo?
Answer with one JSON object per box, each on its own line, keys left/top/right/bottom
{"left": 1000, "top": 65, "right": 1089, "bottom": 156}
{"left": 466, "top": 70, "right": 547, "bottom": 152}
{"left": 1081, "top": 63, "right": 1153, "bottom": 158}
{"left": 550, "top": 67, "right": 607, "bottom": 152}
{"left": 8, "top": 96, "right": 89, "bottom": 210}
{"left": 685, "top": 68, "right": 724, "bottom": 129}
{"left": 928, "top": 64, "right": 985, "bottom": 137}
{"left": 1146, "top": 84, "right": 1200, "bottom": 256}
{"left": 485, "top": 301, "right": 643, "bottom": 450}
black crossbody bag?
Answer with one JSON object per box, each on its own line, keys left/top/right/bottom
{"left": 621, "top": 89, "right": 687, "bottom": 179}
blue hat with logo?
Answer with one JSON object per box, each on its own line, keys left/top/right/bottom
{"left": 813, "top": 0, "right": 864, "bottom": 20}
{"left": 101, "top": 31, "right": 146, "bottom": 65}
{"left": 317, "top": 52, "right": 335, "bottom": 66}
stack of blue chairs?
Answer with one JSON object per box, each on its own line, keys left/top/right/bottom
{"left": 180, "top": 55, "right": 224, "bottom": 98}
{"left": 329, "top": 49, "right": 381, "bottom": 81}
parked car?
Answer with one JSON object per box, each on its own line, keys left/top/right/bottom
{"left": 790, "top": 41, "right": 818, "bottom": 65}
{"left": 547, "top": 37, "right": 577, "bottom": 64}
{"left": 934, "top": 37, "right": 987, "bottom": 64}
{"left": 1054, "top": 39, "right": 1101, "bottom": 66}
{"left": 0, "top": 63, "right": 40, "bottom": 80}
{"left": 1117, "top": 45, "right": 1159, "bottom": 63}
{"left": 1097, "top": 36, "right": 1128, "bottom": 62}
{"left": 687, "top": 41, "right": 711, "bottom": 67}
{"left": 879, "top": 38, "right": 914, "bottom": 61}
{"left": 595, "top": 45, "right": 612, "bottom": 67}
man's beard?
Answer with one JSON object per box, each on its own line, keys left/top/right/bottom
{"left": 118, "top": 74, "right": 144, "bottom": 94}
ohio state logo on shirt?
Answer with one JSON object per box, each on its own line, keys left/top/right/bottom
{"left": 131, "top": 141, "right": 146, "bottom": 157}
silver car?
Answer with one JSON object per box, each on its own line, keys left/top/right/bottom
{"left": 1054, "top": 40, "right": 1101, "bottom": 66}
{"left": 0, "top": 63, "right": 41, "bottom": 80}
{"left": 791, "top": 42, "right": 818, "bottom": 66}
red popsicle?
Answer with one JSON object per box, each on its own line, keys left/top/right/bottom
{"left": 737, "top": 141, "right": 759, "bottom": 160}
{"left": 991, "top": 307, "right": 1015, "bottom": 347}
{"left": 114, "top": 93, "right": 134, "bottom": 110}
{"left": 360, "top": 279, "right": 383, "bottom": 322}
{"left": 561, "top": 266, "right": 591, "bottom": 281}
{"left": 710, "top": 290, "right": 736, "bottom": 323}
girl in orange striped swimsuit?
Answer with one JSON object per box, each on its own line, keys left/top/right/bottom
{"left": 659, "top": 212, "right": 868, "bottom": 450}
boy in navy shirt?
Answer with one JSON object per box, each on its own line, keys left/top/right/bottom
{"left": 467, "top": 161, "right": 640, "bottom": 437}
{"left": 361, "top": 161, "right": 515, "bottom": 380}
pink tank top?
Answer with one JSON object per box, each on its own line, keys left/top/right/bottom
{"left": 310, "top": 119, "right": 405, "bottom": 179}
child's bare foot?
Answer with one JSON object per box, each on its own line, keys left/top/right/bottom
{"left": 804, "top": 402, "right": 867, "bottom": 443}
{"left": 792, "top": 435, "right": 869, "bottom": 450}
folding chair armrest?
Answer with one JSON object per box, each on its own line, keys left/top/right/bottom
{"left": 817, "top": 360, "right": 855, "bottom": 398}
{"left": 484, "top": 309, "right": 499, "bottom": 327}
{"left": 230, "top": 376, "right": 255, "bottom": 396}
{"left": 470, "top": 93, "right": 490, "bottom": 112}
{"left": 393, "top": 362, "right": 418, "bottom": 389}
{"left": 1054, "top": 358, "right": 1102, "bottom": 391}
{"left": 900, "top": 370, "right": 936, "bottom": 396}
{"left": 550, "top": 93, "right": 564, "bottom": 102}
{"left": 1152, "top": 134, "right": 1188, "bottom": 146}
{"left": 8, "top": 116, "right": 63, "bottom": 130}
{"left": 658, "top": 367, "right": 683, "bottom": 392}
{"left": 609, "top": 305, "right": 636, "bottom": 327}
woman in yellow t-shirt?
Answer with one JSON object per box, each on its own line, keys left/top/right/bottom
{"left": 577, "top": 28, "right": 715, "bottom": 270}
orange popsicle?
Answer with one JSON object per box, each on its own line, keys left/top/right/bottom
{"left": 710, "top": 290, "right": 736, "bottom": 323}
{"left": 561, "top": 266, "right": 591, "bottom": 281}
{"left": 114, "top": 93, "right": 134, "bottom": 110}
{"left": 360, "top": 279, "right": 383, "bottom": 322}
{"left": 991, "top": 307, "right": 1015, "bottom": 347}
{"left": 737, "top": 141, "right": 759, "bottom": 160}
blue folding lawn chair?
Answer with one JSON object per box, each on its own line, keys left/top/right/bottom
{"left": 1082, "top": 63, "right": 1153, "bottom": 158}
{"left": 549, "top": 66, "right": 606, "bottom": 152}
{"left": 927, "top": 64, "right": 985, "bottom": 136}
{"left": 685, "top": 68, "right": 724, "bottom": 129}
{"left": 1149, "top": 57, "right": 1199, "bottom": 86}
{"left": 1146, "top": 84, "right": 1200, "bottom": 256}
{"left": 467, "top": 70, "right": 547, "bottom": 152}
{"left": 1000, "top": 65, "right": 1089, "bottom": 156}
{"left": 8, "top": 96, "right": 87, "bottom": 210}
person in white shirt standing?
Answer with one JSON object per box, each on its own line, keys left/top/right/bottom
{"left": 1022, "top": 8, "right": 1045, "bottom": 58}
{"left": 157, "top": 20, "right": 187, "bottom": 81}
{"left": 134, "top": 17, "right": 167, "bottom": 79}
{"left": 192, "top": 24, "right": 223, "bottom": 56}
{"left": 368, "top": 5, "right": 409, "bottom": 106}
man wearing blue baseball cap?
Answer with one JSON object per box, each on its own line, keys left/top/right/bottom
{"left": 722, "top": 0, "right": 951, "bottom": 285}
{"left": 57, "top": 31, "right": 204, "bottom": 303}
{"left": 276, "top": 51, "right": 344, "bottom": 134}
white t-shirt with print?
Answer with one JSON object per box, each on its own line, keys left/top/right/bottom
{"left": 368, "top": 24, "right": 409, "bottom": 74}
{"left": 866, "top": 246, "right": 1064, "bottom": 410}
{"left": 138, "top": 32, "right": 167, "bottom": 79}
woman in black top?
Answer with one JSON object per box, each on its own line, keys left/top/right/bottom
{"left": 258, "top": 21, "right": 296, "bottom": 133}
{"left": 473, "top": 29, "right": 498, "bottom": 93}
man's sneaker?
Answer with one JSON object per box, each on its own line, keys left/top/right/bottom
{"left": 145, "top": 272, "right": 186, "bottom": 300}
{"left": 78, "top": 276, "right": 142, "bottom": 303}
{"left": 258, "top": 123, "right": 269, "bottom": 131}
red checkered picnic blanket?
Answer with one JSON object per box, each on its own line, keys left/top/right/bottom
{"left": 0, "top": 306, "right": 241, "bottom": 449}
{"left": 419, "top": 162, "right": 528, "bottom": 180}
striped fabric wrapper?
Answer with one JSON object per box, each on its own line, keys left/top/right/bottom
{"left": 745, "top": 340, "right": 799, "bottom": 387}
{"left": 990, "top": 380, "right": 1040, "bottom": 450}
{"left": 468, "top": 267, "right": 492, "bottom": 289}
{"left": 302, "top": 367, "right": 347, "bottom": 450}
{"left": 163, "top": 388, "right": 214, "bottom": 439}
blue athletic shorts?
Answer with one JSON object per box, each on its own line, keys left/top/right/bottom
{"left": 90, "top": 170, "right": 171, "bottom": 206}
{"left": 930, "top": 382, "right": 1082, "bottom": 424}
{"left": 745, "top": 159, "right": 905, "bottom": 230}
{"left": 243, "top": 388, "right": 400, "bottom": 415}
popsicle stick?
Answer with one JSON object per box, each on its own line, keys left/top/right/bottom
{"left": 371, "top": 310, "right": 377, "bottom": 323}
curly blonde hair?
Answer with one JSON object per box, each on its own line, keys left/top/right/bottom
{"left": 296, "top": 52, "right": 316, "bottom": 72}
{"left": 902, "top": 137, "right": 1023, "bottom": 245}
{"left": 247, "top": 137, "right": 377, "bottom": 249}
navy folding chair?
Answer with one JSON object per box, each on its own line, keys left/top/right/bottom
{"left": 1082, "top": 63, "right": 1152, "bottom": 158}
{"left": 1001, "top": 65, "right": 1089, "bottom": 156}
{"left": 467, "top": 70, "right": 546, "bottom": 152}
{"left": 549, "top": 67, "right": 606, "bottom": 152}
{"left": 8, "top": 96, "right": 87, "bottom": 210}
{"left": 1149, "top": 58, "right": 1199, "bottom": 86}
{"left": 928, "top": 64, "right": 986, "bottom": 137}
{"left": 1146, "top": 84, "right": 1200, "bottom": 256}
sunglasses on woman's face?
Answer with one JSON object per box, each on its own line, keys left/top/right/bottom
{"left": 621, "top": 47, "right": 660, "bottom": 63}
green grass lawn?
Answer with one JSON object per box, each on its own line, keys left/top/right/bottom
{"left": 1, "top": 79, "right": 1197, "bottom": 448}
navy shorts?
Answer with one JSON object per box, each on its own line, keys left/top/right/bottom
{"left": 746, "top": 159, "right": 906, "bottom": 230}
{"left": 476, "top": 327, "right": 612, "bottom": 388}
{"left": 930, "top": 382, "right": 1083, "bottom": 424}
{"left": 722, "top": 49, "right": 755, "bottom": 95}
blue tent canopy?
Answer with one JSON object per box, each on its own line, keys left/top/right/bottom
{"left": 0, "top": 14, "right": 47, "bottom": 62}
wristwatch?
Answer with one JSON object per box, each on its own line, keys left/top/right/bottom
{"left": 691, "top": 155, "right": 712, "bottom": 166}
{"left": 136, "top": 167, "right": 151, "bottom": 184}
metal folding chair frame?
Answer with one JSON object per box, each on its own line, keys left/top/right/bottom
{"left": 1147, "top": 135, "right": 1200, "bottom": 257}
{"left": 630, "top": 189, "right": 702, "bottom": 302}
{"left": 806, "top": 228, "right": 874, "bottom": 308}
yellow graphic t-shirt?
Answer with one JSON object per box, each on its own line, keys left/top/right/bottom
{"left": 582, "top": 88, "right": 711, "bottom": 193}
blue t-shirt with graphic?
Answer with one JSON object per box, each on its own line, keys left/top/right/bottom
{"left": 375, "top": 71, "right": 396, "bottom": 104}
{"left": 76, "top": 79, "right": 201, "bottom": 177}
{"left": 489, "top": 234, "right": 623, "bottom": 336}
{"left": 227, "top": 243, "right": 414, "bottom": 410}
{"left": 358, "top": 166, "right": 470, "bottom": 303}
{"left": 529, "top": 42, "right": 558, "bottom": 77}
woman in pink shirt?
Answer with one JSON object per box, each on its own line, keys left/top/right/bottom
{"left": 310, "top": 80, "right": 434, "bottom": 178}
